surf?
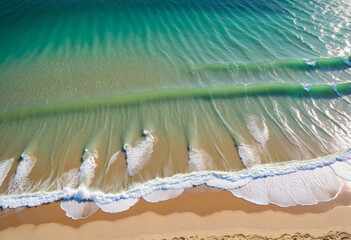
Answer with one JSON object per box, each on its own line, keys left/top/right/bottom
{"left": 0, "top": 148, "right": 350, "bottom": 219}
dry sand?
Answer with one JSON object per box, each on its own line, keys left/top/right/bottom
{"left": 0, "top": 185, "right": 351, "bottom": 240}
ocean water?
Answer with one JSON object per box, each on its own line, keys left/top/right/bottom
{"left": 0, "top": 0, "right": 351, "bottom": 219}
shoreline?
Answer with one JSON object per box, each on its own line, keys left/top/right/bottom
{"left": 1, "top": 147, "right": 351, "bottom": 210}
{"left": 0, "top": 185, "right": 351, "bottom": 239}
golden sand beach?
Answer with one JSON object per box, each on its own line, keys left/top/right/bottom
{"left": 1, "top": 185, "right": 350, "bottom": 240}
{"left": 1, "top": 1, "right": 351, "bottom": 238}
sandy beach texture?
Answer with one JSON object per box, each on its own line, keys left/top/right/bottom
{"left": 0, "top": 184, "right": 350, "bottom": 240}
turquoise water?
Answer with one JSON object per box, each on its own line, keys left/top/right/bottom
{"left": 0, "top": 0, "right": 351, "bottom": 217}
{"left": 1, "top": 0, "right": 350, "bottom": 108}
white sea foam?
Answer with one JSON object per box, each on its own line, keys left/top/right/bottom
{"left": 7, "top": 154, "right": 36, "bottom": 194}
{"left": 58, "top": 168, "right": 79, "bottom": 189}
{"left": 0, "top": 158, "right": 14, "bottom": 187}
{"left": 205, "top": 177, "right": 252, "bottom": 190}
{"left": 246, "top": 115, "right": 269, "bottom": 145}
{"left": 330, "top": 160, "right": 351, "bottom": 181}
{"left": 187, "top": 148, "right": 215, "bottom": 172}
{"left": 124, "top": 130, "right": 155, "bottom": 176}
{"left": 301, "top": 84, "right": 312, "bottom": 92}
{"left": 237, "top": 144, "right": 261, "bottom": 168}
{"left": 0, "top": 149, "right": 350, "bottom": 219}
{"left": 78, "top": 149, "right": 98, "bottom": 187}
{"left": 96, "top": 198, "right": 139, "bottom": 213}
{"left": 143, "top": 189, "right": 184, "bottom": 203}
{"left": 304, "top": 59, "right": 317, "bottom": 67}
{"left": 342, "top": 57, "right": 351, "bottom": 66}
{"left": 231, "top": 167, "right": 343, "bottom": 206}
{"left": 106, "top": 151, "right": 121, "bottom": 172}
{"left": 59, "top": 150, "right": 98, "bottom": 220}
{"left": 60, "top": 200, "right": 99, "bottom": 220}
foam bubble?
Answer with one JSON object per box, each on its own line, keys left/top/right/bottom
{"left": 143, "top": 189, "right": 184, "bottom": 202}
{"left": 246, "top": 115, "right": 269, "bottom": 145}
{"left": 304, "top": 59, "right": 317, "bottom": 67}
{"left": 124, "top": 130, "right": 155, "bottom": 176}
{"left": 7, "top": 154, "right": 36, "bottom": 194}
{"left": 60, "top": 200, "right": 99, "bottom": 220}
{"left": 237, "top": 144, "right": 261, "bottom": 168}
{"left": 78, "top": 149, "right": 98, "bottom": 187}
{"left": 0, "top": 158, "right": 14, "bottom": 187}
{"left": 187, "top": 148, "right": 215, "bottom": 172}
{"left": 301, "top": 83, "right": 312, "bottom": 92}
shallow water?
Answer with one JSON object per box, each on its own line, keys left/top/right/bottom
{"left": 0, "top": 0, "right": 350, "bottom": 218}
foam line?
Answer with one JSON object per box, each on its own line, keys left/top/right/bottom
{"left": 0, "top": 149, "right": 350, "bottom": 213}
{"left": 205, "top": 177, "right": 252, "bottom": 190}
{"left": 0, "top": 82, "right": 350, "bottom": 122}
{"left": 187, "top": 148, "right": 215, "bottom": 172}
{"left": 189, "top": 56, "right": 351, "bottom": 72}
{"left": 0, "top": 159, "right": 14, "bottom": 187}
{"left": 7, "top": 154, "right": 36, "bottom": 194}
{"left": 124, "top": 130, "right": 155, "bottom": 177}
{"left": 78, "top": 149, "right": 98, "bottom": 187}
{"left": 106, "top": 151, "right": 120, "bottom": 172}
{"left": 237, "top": 144, "right": 261, "bottom": 168}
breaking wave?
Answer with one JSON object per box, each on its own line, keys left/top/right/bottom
{"left": 0, "top": 148, "right": 350, "bottom": 219}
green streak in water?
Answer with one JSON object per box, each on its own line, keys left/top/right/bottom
{"left": 0, "top": 82, "right": 350, "bottom": 122}
{"left": 189, "top": 57, "right": 351, "bottom": 72}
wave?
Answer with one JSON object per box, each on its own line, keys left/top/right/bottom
{"left": 0, "top": 159, "right": 14, "bottom": 188}
{"left": 237, "top": 144, "right": 261, "bottom": 168}
{"left": 0, "top": 148, "right": 350, "bottom": 219}
{"left": 0, "top": 81, "right": 350, "bottom": 122}
{"left": 187, "top": 148, "right": 215, "bottom": 172}
{"left": 124, "top": 130, "right": 155, "bottom": 177}
{"left": 188, "top": 56, "right": 351, "bottom": 72}
{"left": 78, "top": 149, "right": 98, "bottom": 187}
{"left": 7, "top": 154, "right": 36, "bottom": 194}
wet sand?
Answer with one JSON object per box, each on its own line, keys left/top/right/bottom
{"left": 0, "top": 184, "right": 351, "bottom": 240}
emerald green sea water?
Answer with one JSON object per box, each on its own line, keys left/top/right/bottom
{"left": 0, "top": 0, "right": 351, "bottom": 217}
